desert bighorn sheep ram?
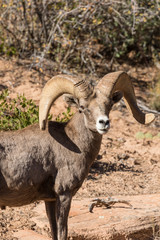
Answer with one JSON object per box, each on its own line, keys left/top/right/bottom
{"left": 0, "top": 71, "right": 155, "bottom": 240}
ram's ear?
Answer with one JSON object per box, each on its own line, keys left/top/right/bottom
{"left": 63, "top": 94, "right": 79, "bottom": 107}
{"left": 112, "top": 91, "right": 123, "bottom": 104}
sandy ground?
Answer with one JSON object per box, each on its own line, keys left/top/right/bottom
{"left": 0, "top": 58, "right": 160, "bottom": 239}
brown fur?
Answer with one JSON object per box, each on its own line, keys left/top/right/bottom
{"left": 0, "top": 99, "right": 105, "bottom": 239}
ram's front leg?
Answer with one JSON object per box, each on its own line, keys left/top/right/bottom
{"left": 56, "top": 193, "right": 72, "bottom": 240}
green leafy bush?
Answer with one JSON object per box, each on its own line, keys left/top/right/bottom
{"left": 0, "top": 37, "right": 17, "bottom": 56}
{"left": 135, "top": 131, "right": 159, "bottom": 140}
{"left": 0, "top": 90, "right": 73, "bottom": 131}
{"left": 0, "top": 90, "right": 39, "bottom": 130}
{"left": 55, "top": 107, "right": 73, "bottom": 122}
{"left": 135, "top": 131, "right": 145, "bottom": 139}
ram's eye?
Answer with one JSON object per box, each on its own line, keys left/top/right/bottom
{"left": 79, "top": 105, "right": 85, "bottom": 113}
{"left": 80, "top": 105, "right": 84, "bottom": 109}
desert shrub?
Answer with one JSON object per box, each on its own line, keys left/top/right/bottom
{"left": 0, "top": 0, "right": 159, "bottom": 73}
{"left": 0, "top": 90, "right": 39, "bottom": 130}
{"left": 0, "top": 89, "right": 72, "bottom": 131}
{"left": 135, "top": 131, "right": 160, "bottom": 140}
{"left": 55, "top": 107, "right": 73, "bottom": 122}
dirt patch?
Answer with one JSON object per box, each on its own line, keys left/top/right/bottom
{"left": 0, "top": 58, "right": 160, "bottom": 239}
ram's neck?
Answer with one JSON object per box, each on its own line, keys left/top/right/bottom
{"left": 65, "top": 112, "right": 102, "bottom": 164}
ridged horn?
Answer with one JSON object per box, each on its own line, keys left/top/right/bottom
{"left": 39, "top": 75, "right": 93, "bottom": 130}
{"left": 97, "top": 71, "right": 155, "bottom": 125}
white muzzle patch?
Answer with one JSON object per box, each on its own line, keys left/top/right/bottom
{"left": 96, "top": 116, "right": 110, "bottom": 134}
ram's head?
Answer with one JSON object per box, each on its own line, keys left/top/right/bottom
{"left": 39, "top": 71, "right": 155, "bottom": 134}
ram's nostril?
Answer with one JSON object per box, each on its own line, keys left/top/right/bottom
{"left": 99, "top": 120, "right": 104, "bottom": 124}
{"left": 105, "top": 120, "right": 110, "bottom": 126}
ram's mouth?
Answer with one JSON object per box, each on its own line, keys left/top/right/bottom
{"left": 97, "top": 128, "right": 109, "bottom": 135}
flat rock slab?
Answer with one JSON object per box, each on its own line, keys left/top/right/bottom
{"left": 14, "top": 194, "right": 160, "bottom": 240}
{"left": 13, "top": 229, "right": 51, "bottom": 240}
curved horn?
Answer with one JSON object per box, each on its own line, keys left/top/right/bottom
{"left": 39, "top": 75, "right": 93, "bottom": 130}
{"left": 97, "top": 71, "right": 155, "bottom": 125}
